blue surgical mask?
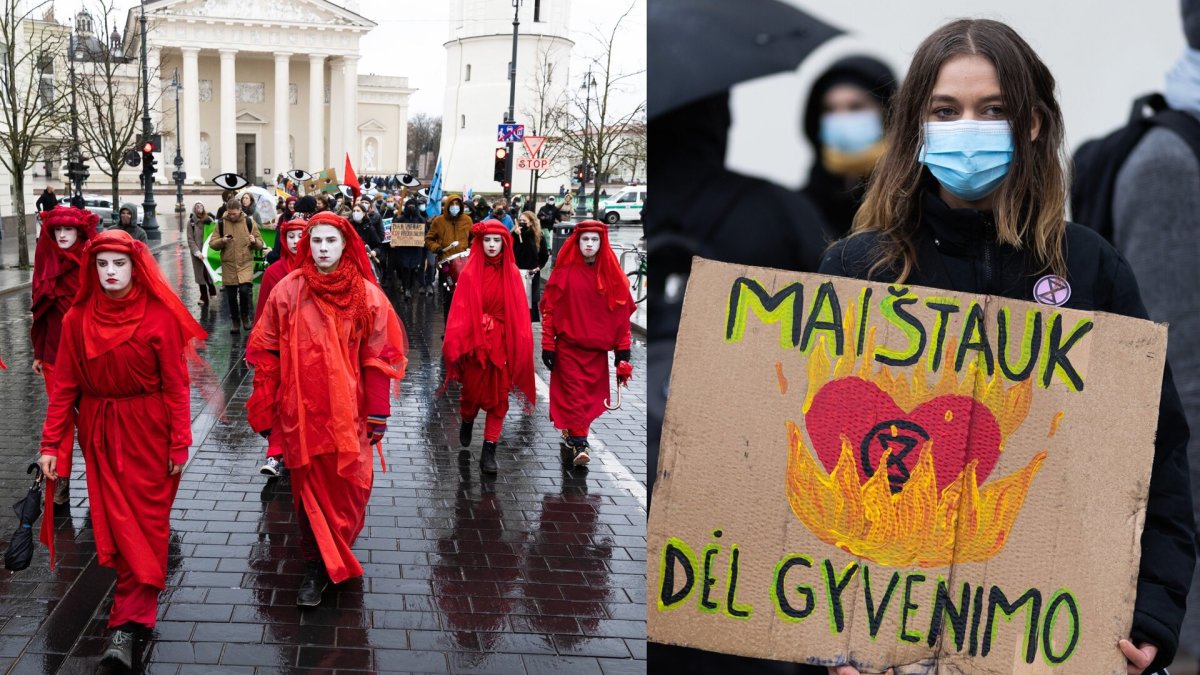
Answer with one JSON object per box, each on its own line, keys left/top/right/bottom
{"left": 919, "top": 120, "right": 1013, "bottom": 201}
{"left": 819, "top": 110, "right": 883, "bottom": 154}
{"left": 449, "top": 205, "right": 461, "bottom": 217}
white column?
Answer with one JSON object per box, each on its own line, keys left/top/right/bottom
{"left": 328, "top": 59, "right": 345, "bottom": 170}
{"left": 308, "top": 54, "right": 325, "bottom": 170}
{"left": 219, "top": 49, "right": 237, "bottom": 175}
{"left": 396, "top": 102, "right": 409, "bottom": 172}
{"left": 342, "top": 55, "right": 359, "bottom": 169}
{"left": 147, "top": 47, "right": 166, "bottom": 182}
{"left": 180, "top": 47, "right": 201, "bottom": 184}
{"left": 273, "top": 52, "right": 292, "bottom": 178}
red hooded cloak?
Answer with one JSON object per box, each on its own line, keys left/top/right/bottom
{"left": 540, "top": 221, "right": 634, "bottom": 431}
{"left": 246, "top": 212, "right": 408, "bottom": 583}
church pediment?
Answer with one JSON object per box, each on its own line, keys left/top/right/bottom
{"left": 235, "top": 110, "right": 269, "bottom": 124}
{"left": 358, "top": 119, "right": 387, "bottom": 133}
{"left": 145, "top": 0, "right": 375, "bottom": 28}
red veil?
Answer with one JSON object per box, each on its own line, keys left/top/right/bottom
{"left": 33, "top": 207, "right": 99, "bottom": 320}
{"left": 295, "top": 211, "right": 379, "bottom": 286}
{"left": 276, "top": 214, "right": 308, "bottom": 269}
{"left": 74, "top": 230, "right": 207, "bottom": 359}
{"left": 540, "top": 220, "right": 636, "bottom": 330}
{"left": 442, "top": 220, "right": 536, "bottom": 406}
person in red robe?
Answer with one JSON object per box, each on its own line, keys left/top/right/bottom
{"left": 31, "top": 207, "right": 98, "bottom": 504}
{"left": 246, "top": 211, "right": 407, "bottom": 607}
{"left": 252, "top": 214, "right": 307, "bottom": 478}
{"left": 37, "top": 229, "right": 207, "bottom": 668}
{"left": 540, "top": 221, "right": 635, "bottom": 466}
{"left": 442, "top": 220, "right": 536, "bottom": 475}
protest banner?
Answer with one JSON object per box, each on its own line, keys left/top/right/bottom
{"left": 199, "top": 221, "right": 277, "bottom": 286}
{"left": 647, "top": 257, "right": 1168, "bottom": 674}
{"left": 303, "top": 167, "right": 339, "bottom": 195}
{"left": 389, "top": 220, "right": 425, "bottom": 247}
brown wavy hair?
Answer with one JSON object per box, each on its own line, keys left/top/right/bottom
{"left": 851, "top": 19, "right": 1067, "bottom": 281}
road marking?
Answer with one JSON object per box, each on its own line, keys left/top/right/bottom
{"left": 533, "top": 372, "right": 647, "bottom": 512}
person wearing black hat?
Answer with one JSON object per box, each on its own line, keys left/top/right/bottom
{"left": 801, "top": 56, "right": 898, "bottom": 239}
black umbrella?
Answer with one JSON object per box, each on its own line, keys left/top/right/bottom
{"left": 4, "top": 465, "right": 44, "bottom": 572}
{"left": 648, "top": 0, "right": 842, "bottom": 119}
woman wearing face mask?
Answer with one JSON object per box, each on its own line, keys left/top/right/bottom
{"left": 37, "top": 229, "right": 207, "bottom": 668}
{"left": 512, "top": 210, "right": 550, "bottom": 320}
{"left": 390, "top": 198, "right": 427, "bottom": 300}
{"left": 441, "top": 220, "right": 536, "bottom": 475}
{"left": 820, "top": 19, "right": 1193, "bottom": 675}
{"left": 425, "top": 195, "right": 474, "bottom": 317}
{"left": 31, "top": 206, "right": 99, "bottom": 506}
{"left": 246, "top": 212, "right": 407, "bottom": 608}
{"left": 186, "top": 202, "right": 218, "bottom": 306}
{"left": 802, "top": 56, "right": 897, "bottom": 239}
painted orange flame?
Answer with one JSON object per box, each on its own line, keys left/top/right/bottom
{"left": 785, "top": 300, "right": 1051, "bottom": 568}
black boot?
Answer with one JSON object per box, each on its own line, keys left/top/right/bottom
{"left": 296, "top": 560, "right": 330, "bottom": 607}
{"left": 101, "top": 623, "right": 142, "bottom": 669}
{"left": 480, "top": 441, "right": 498, "bottom": 474}
{"left": 459, "top": 420, "right": 473, "bottom": 447}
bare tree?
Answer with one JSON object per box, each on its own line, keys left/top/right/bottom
{"left": 406, "top": 112, "right": 441, "bottom": 173}
{"left": 74, "top": 1, "right": 144, "bottom": 214}
{"left": 615, "top": 118, "right": 646, "bottom": 183}
{"left": 519, "top": 42, "right": 570, "bottom": 204}
{"left": 0, "top": 0, "right": 69, "bottom": 267}
{"left": 557, "top": 2, "right": 646, "bottom": 219}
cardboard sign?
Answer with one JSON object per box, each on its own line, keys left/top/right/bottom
{"left": 647, "top": 258, "right": 1168, "bottom": 674}
{"left": 389, "top": 220, "right": 424, "bottom": 247}
{"left": 303, "top": 167, "right": 339, "bottom": 195}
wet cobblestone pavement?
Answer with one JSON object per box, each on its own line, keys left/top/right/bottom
{"left": 0, "top": 240, "right": 647, "bottom": 674}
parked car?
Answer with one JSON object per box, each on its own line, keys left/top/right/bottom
{"left": 600, "top": 185, "right": 647, "bottom": 225}
{"left": 58, "top": 195, "right": 143, "bottom": 228}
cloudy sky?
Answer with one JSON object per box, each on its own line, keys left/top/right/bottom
{"left": 52, "top": 0, "right": 646, "bottom": 118}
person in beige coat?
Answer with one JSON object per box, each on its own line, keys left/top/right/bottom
{"left": 187, "top": 202, "right": 219, "bottom": 307}
{"left": 208, "top": 198, "right": 264, "bottom": 333}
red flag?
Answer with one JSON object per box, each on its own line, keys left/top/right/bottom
{"left": 344, "top": 152, "right": 361, "bottom": 199}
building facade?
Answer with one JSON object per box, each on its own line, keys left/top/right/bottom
{"left": 438, "top": 0, "right": 574, "bottom": 196}
{"left": 2, "top": 0, "right": 415, "bottom": 216}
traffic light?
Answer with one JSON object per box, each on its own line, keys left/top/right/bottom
{"left": 501, "top": 179, "right": 511, "bottom": 192}
{"left": 142, "top": 140, "right": 157, "bottom": 176}
{"left": 493, "top": 147, "right": 507, "bottom": 182}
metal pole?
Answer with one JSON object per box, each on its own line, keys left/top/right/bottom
{"left": 580, "top": 68, "right": 591, "bottom": 218}
{"left": 67, "top": 32, "right": 82, "bottom": 201}
{"left": 138, "top": 6, "right": 160, "bottom": 238}
{"left": 172, "top": 70, "right": 184, "bottom": 234}
{"left": 504, "top": 0, "right": 521, "bottom": 200}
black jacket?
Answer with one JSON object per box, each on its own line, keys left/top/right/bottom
{"left": 36, "top": 190, "right": 58, "bottom": 213}
{"left": 821, "top": 188, "right": 1196, "bottom": 671}
{"left": 512, "top": 223, "right": 549, "bottom": 271}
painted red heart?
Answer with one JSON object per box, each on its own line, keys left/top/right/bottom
{"left": 804, "top": 377, "right": 1001, "bottom": 493}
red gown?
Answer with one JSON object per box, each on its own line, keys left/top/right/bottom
{"left": 41, "top": 294, "right": 191, "bottom": 627}
{"left": 540, "top": 222, "right": 635, "bottom": 434}
{"left": 247, "top": 266, "right": 407, "bottom": 583}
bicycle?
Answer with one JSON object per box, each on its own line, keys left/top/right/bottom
{"left": 618, "top": 246, "right": 647, "bottom": 304}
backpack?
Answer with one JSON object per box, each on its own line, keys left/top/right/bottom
{"left": 1070, "top": 92, "right": 1200, "bottom": 241}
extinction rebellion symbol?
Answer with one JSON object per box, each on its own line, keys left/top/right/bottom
{"left": 1034, "top": 274, "right": 1071, "bottom": 307}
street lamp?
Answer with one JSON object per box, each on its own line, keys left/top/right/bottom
{"left": 137, "top": 5, "right": 160, "bottom": 239}
{"left": 579, "top": 69, "right": 596, "bottom": 218}
{"left": 170, "top": 68, "right": 185, "bottom": 233}
{"left": 503, "top": 0, "right": 522, "bottom": 200}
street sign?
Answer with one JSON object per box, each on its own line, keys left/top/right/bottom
{"left": 522, "top": 135, "right": 546, "bottom": 158}
{"left": 516, "top": 157, "right": 550, "bottom": 171}
{"left": 497, "top": 124, "right": 525, "bottom": 142}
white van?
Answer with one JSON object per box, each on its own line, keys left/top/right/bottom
{"left": 600, "top": 185, "right": 646, "bottom": 224}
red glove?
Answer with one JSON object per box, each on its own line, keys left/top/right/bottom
{"left": 616, "top": 360, "right": 633, "bottom": 386}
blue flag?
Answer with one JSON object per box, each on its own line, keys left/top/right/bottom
{"left": 426, "top": 158, "right": 444, "bottom": 218}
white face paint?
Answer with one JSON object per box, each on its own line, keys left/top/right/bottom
{"left": 54, "top": 227, "right": 78, "bottom": 249}
{"left": 309, "top": 224, "right": 345, "bottom": 273}
{"left": 482, "top": 234, "right": 504, "bottom": 258}
{"left": 96, "top": 251, "right": 132, "bottom": 295}
{"left": 579, "top": 232, "right": 602, "bottom": 260}
{"left": 285, "top": 228, "right": 304, "bottom": 256}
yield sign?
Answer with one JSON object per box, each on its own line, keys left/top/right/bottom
{"left": 522, "top": 135, "right": 547, "bottom": 159}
